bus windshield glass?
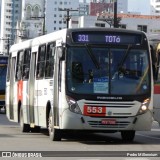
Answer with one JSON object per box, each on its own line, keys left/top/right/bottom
{"left": 66, "top": 46, "right": 150, "bottom": 95}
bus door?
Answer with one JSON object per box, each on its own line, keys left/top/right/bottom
{"left": 28, "top": 51, "right": 37, "bottom": 126}
{"left": 9, "top": 56, "right": 16, "bottom": 120}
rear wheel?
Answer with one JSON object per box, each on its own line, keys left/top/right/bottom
{"left": 48, "top": 110, "right": 61, "bottom": 141}
{"left": 20, "top": 108, "right": 30, "bottom": 132}
{"left": 121, "top": 130, "right": 135, "bottom": 142}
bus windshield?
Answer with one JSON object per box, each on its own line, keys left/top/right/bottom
{"left": 66, "top": 46, "right": 150, "bottom": 95}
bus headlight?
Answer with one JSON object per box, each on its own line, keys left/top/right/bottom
{"left": 66, "top": 96, "right": 82, "bottom": 114}
{"left": 137, "top": 98, "right": 150, "bottom": 115}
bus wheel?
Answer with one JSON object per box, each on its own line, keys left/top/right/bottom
{"left": 121, "top": 130, "right": 135, "bottom": 142}
{"left": 48, "top": 110, "right": 61, "bottom": 141}
{"left": 20, "top": 108, "right": 30, "bottom": 132}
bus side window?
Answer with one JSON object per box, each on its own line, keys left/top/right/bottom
{"left": 15, "top": 50, "right": 24, "bottom": 81}
{"left": 45, "top": 43, "right": 55, "bottom": 78}
{"left": 22, "top": 49, "right": 31, "bottom": 80}
{"left": 36, "top": 45, "right": 46, "bottom": 79}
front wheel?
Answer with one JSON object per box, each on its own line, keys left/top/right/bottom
{"left": 121, "top": 130, "right": 135, "bottom": 142}
{"left": 48, "top": 110, "right": 61, "bottom": 141}
{"left": 20, "top": 107, "right": 30, "bottom": 132}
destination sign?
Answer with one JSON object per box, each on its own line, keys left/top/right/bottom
{"left": 0, "top": 57, "right": 8, "bottom": 64}
{"left": 72, "top": 32, "right": 142, "bottom": 45}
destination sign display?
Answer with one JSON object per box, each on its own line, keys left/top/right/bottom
{"left": 0, "top": 57, "right": 8, "bottom": 64}
{"left": 72, "top": 32, "right": 142, "bottom": 45}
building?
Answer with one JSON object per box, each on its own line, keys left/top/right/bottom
{"left": 69, "top": 13, "right": 160, "bottom": 38}
{"left": 89, "top": 0, "right": 160, "bottom": 15}
{"left": 16, "top": 0, "right": 45, "bottom": 43}
{"left": 151, "top": 0, "right": 160, "bottom": 14}
{"left": 0, "top": 0, "right": 22, "bottom": 55}
{"left": 45, "top": 0, "right": 79, "bottom": 33}
{"left": 79, "top": 0, "right": 89, "bottom": 16}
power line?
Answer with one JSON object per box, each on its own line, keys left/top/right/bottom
{"left": 58, "top": 8, "right": 79, "bottom": 28}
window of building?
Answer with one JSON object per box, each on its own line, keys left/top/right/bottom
{"left": 7, "top": 3, "right": 12, "bottom": 6}
{"left": 54, "top": 21, "right": 56, "bottom": 24}
{"left": 54, "top": 14, "right": 56, "bottom": 17}
{"left": 15, "top": 10, "right": 19, "bottom": 13}
{"left": 33, "top": 5, "right": 40, "bottom": 17}
{"left": 137, "top": 25, "right": 147, "bottom": 33}
{"left": 95, "top": 23, "right": 105, "bottom": 27}
{"left": 119, "top": 24, "right": 126, "bottom": 29}
{"left": 26, "top": 5, "right": 31, "bottom": 20}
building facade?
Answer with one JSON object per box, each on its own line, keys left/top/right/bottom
{"left": 45, "top": 0, "right": 79, "bottom": 33}
{"left": 69, "top": 14, "right": 160, "bottom": 38}
{"left": 0, "top": 0, "right": 22, "bottom": 55}
{"left": 16, "top": 0, "right": 45, "bottom": 43}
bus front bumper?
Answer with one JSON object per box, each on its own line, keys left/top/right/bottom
{"left": 61, "top": 109, "right": 153, "bottom": 131}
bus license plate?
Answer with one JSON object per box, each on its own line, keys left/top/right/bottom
{"left": 101, "top": 119, "right": 116, "bottom": 125}
{"left": 83, "top": 105, "right": 106, "bottom": 116}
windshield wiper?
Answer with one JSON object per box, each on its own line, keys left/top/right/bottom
{"left": 85, "top": 44, "right": 100, "bottom": 69}
{"left": 118, "top": 44, "right": 132, "bottom": 71}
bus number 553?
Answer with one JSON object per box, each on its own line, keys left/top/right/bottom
{"left": 84, "top": 105, "right": 106, "bottom": 116}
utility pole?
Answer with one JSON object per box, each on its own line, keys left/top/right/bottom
{"left": 59, "top": 8, "right": 78, "bottom": 28}
{"left": 97, "top": 0, "right": 120, "bottom": 28}
{"left": 113, "top": 0, "right": 118, "bottom": 28}
{"left": 0, "top": 38, "right": 13, "bottom": 55}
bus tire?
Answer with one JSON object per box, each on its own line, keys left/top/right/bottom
{"left": 121, "top": 130, "right": 135, "bottom": 142}
{"left": 30, "top": 126, "right": 41, "bottom": 133}
{"left": 20, "top": 108, "right": 30, "bottom": 132}
{"left": 48, "top": 110, "right": 61, "bottom": 141}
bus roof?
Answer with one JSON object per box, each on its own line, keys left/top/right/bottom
{"left": 9, "top": 27, "right": 146, "bottom": 53}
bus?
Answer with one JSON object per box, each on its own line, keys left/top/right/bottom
{"left": 6, "top": 28, "right": 153, "bottom": 141}
{"left": 0, "top": 55, "right": 8, "bottom": 113}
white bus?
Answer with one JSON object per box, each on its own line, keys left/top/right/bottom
{"left": 6, "top": 28, "right": 153, "bottom": 142}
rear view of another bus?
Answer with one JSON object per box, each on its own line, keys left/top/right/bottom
{"left": 0, "top": 56, "right": 8, "bottom": 113}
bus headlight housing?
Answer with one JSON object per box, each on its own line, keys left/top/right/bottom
{"left": 138, "top": 98, "right": 150, "bottom": 115}
{"left": 66, "top": 96, "right": 82, "bottom": 114}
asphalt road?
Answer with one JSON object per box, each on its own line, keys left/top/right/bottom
{"left": 0, "top": 112, "right": 160, "bottom": 160}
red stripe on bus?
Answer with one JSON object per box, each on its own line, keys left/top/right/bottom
{"left": 154, "top": 84, "right": 160, "bottom": 94}
{"left": 18, "top": 80, "right": 23, "bottom": 101}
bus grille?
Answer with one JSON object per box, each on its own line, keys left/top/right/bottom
{"left": 87, "top": 120, "right": 130, "bottom": 129}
